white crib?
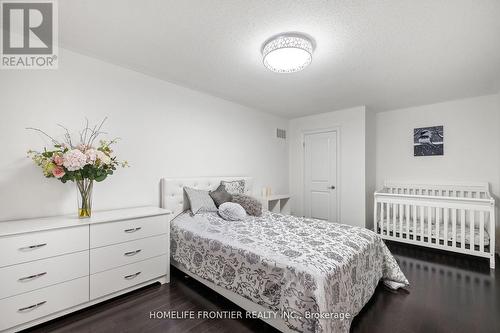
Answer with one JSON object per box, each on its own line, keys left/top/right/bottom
{"left": 374, "top": 182, "right": 496, "bottom": 269}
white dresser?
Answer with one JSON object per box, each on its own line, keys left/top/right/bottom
{"left": 0, "top": 206, "right": 171, "bottom": 333}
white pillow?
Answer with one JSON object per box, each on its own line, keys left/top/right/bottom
{"left": 221, "top": 179, "right": 246, "bottom": 194}
{"left": 218, "top": 202, "right": 246, "bottom": 221}
{"left": 184, "top": 187, "right": 217, "bottom": 215}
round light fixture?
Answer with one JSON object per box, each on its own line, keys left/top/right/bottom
{"left": 262, "top": 33, "right": 313, "bottom": 73}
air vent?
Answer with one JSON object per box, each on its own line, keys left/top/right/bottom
{"left": 276, "top": 128, "right": 287, "bottom": 139}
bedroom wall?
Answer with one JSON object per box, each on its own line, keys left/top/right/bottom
{"left": 375, "top": 94, "right": 500, "bottom": 252}
{"left": 289, "top": 106, "right": 367, "bottom": 228}
{"left": 0, "top": 48, "right": 289, "bottom": 221}
{"left": 365, "top": 110, "right": 377, "bottom": 229}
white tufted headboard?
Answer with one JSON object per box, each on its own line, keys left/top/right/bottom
{"left": 160, "top": 177, "right": 253, "bottom": 216}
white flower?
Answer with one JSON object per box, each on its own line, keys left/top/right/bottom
{"left": 76, "top": 144, "right": 88, "bottom": 152}
{"left": 85, "top": 148, "right": 98, "bottom": 164}
{"left": 96, "top": 150, "right": 111, "bottom": 165}
{"left": 63, "top": 149, "right": 88, "bottom": 171}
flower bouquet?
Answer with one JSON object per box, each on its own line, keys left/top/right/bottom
{"left": 27, "top": 118, "right": 128, "bottom": 218}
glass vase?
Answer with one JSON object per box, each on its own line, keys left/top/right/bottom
{"left": 76, "top": 179, "right": 93, "bottom": 218}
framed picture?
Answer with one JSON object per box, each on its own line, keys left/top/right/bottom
{"left": 414, "top": 126, "right": 444, "bottom": 156}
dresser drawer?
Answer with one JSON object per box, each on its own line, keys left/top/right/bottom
{"left": 0, "top": 251, "right": 89, "bottom": 300}
{"left": 0, "top": 277, "right": 89, "bottom": 331}
{"left": 90, "top": 234, "right": 167, "bottom": 274}
{"left": 0, "top": 226, "right": 89, "bottom": 268}
{"left": 90, "top": 255, "right": 167, "bottom": 300}
{"left": 90, "top": 215, "right": 167, "bottom": 248}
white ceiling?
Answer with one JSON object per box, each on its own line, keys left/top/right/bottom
{"left": 59, "top": 0, "right": 500, "bottom": 118}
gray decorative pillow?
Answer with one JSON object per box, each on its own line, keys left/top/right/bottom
{"left": 209, "top": 184, "right": 233, "bottom": 208}
{"left": 232, "top": 194, "right": 262, "bottom": 216}
{"left": 218, "top": 202, "right": 246, "bottom": 221}
{"left": 221, "top": 179, "right": 245, "bottom": 194}
{"left": 184, "top": 187, "right": 217, "bottom": 215}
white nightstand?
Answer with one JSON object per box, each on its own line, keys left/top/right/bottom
{"left": 260, "top": 195, "right": 291, "bottom": 214}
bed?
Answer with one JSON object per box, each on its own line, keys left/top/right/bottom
{"left": 161, "top": 177, "right": 408, "bottom": 333}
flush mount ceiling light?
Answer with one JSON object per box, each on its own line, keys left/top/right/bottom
{"left": 262, "top": 33, "right": 313, "bottom": 73}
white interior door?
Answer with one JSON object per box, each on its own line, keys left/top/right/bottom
{"left": 304, "top": 131, "right": 338, "bottom": 222}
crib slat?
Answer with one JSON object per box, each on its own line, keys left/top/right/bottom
{"left": 479, "top": 211, "right": 485, "bottom": 252}
{"left": 460, "top": 209, "right": 466, "bottom": 249}
{"left": 416, "top": 206, "right": 421, "bottom": 241}
{"left": 399, "top": 204, "right": 403, "bottom": 238}
{"left": 405, "top": 204, "right": 410, "bottom": 239}
{"left": 469, "top": 210, "right": 475, "bottom": 251}
{"left": 420, "top": 206, "right": 425, "bottom": 242}
{"left": 489, "top": 210, "right": 495, "bottom": 268}
{"left": 443, "top": 208, "right": 449, "bottom": 247}
{"left": 392, "top": 203, "right": 397, "bottom": 238}
{"left": 375, "top": 202, "right": 384, "bottom": 235}
{"left": 384, "top": 202, "right": 388, "bottom": 236}
{"left": 387, "top": 203, "right": 391, "bottom": 236}
{"left": 427, "top": 206, "right": 432, "bottom": 244}
{"left": 386, "top": 203, "right": 389, "bottom": 235}
{"left": 436, "top": 207, "right": 440, "bottom": 244}
{"left": 412, "top": 204, "right": 417, "bottom": 241}
{"left": 452, "top": 209, "right": 457, "bottom": 248}
{"left": 387, "top": 202, "right": 391, "bottom": 235}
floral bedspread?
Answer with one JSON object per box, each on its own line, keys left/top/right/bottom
{"left": 171, "top": 211, "right": 408, "bottom": 333}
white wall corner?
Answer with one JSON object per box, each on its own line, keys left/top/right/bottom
{"left": 364, "top": 108, "right": 377, "bottom": 230}
{"left": 288, "top": 106, "right": 367, "bottom": 228}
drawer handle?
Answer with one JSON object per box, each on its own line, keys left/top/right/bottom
{"left": 18, "top": 301, "right": 46, "bottom": 313}
{"left": 124, "top": 271, "right": 141, "bottom": 280}
{"left": 18, "top": 272, "right": 47, "bottom": 282}
{"left": 124, "top": 227, "right": 142, "bottom": 233}
{"left": 19, "top": 243, "right": 47, "bottom": 251}
{"left": 124, "top": 249, "right": 142, "bottom": 256}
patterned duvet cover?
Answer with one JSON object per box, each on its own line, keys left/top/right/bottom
{"left": 171, "top": 211, "right": 408, "bottom": 333}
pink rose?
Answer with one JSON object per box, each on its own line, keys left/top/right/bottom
{"left": 52, "top": 166, "right": 65, "bottom": 178}
{"left": 53, "top": 154, "right": 64, "bottom": 166}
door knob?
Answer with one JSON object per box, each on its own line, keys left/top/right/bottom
{"left": 328, "top": 186, "right": 336, "bottom": 189}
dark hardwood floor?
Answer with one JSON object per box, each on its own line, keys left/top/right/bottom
{"left": 24, "top": 242, "right": 499, "bottom": 333}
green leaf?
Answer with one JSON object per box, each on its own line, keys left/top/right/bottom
{"left": 95, "top": 174, "right": 107, "bottom": 182}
